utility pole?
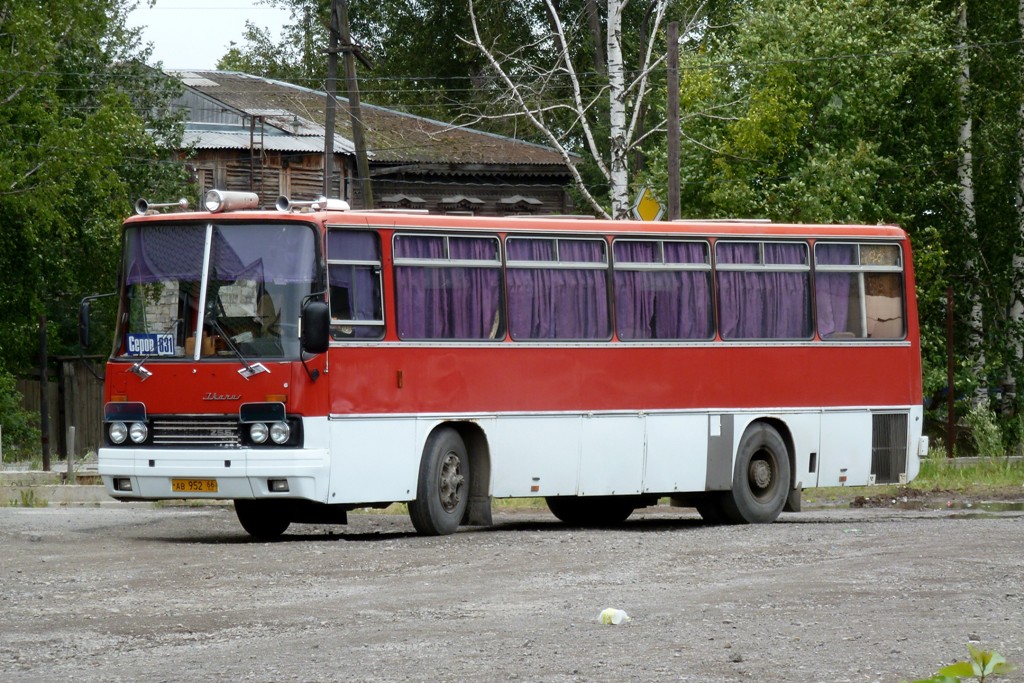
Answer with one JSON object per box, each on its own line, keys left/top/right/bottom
{"left": 338, "top": 0, "right": 373, "bottom": 209}
{"left": 39, "top": 315, "right": 50, "bottom": 471}
{"left": 666, "top": 21, "right": 680, "bottom": 221}
{"left": 323, "top": 1, "right": 340, "bottom": 198}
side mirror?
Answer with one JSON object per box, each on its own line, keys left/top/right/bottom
{"left": 301, "top": 300, "right": 330, "bottom": 355}
{"left": 78, "top": 299, "right": 92, "bottom": 349}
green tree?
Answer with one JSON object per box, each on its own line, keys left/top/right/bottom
{"left": 218, "top": 0, "right": 546, "bottom": 124}
{"left": 942, "top": 0, "right": 1024, "bottom": 424}
{"left": 0, "top": 0, "right": 188, "bottom": 454}
{"left": 643, "top": 0, "right": 961, "bottom": 401}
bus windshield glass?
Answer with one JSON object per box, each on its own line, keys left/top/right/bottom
{"left": 119, "top": 222, "right": 318, "bottom": 360}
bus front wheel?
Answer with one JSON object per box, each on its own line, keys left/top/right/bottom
{"left": 234, "top": 499, "right": 292, "bottom": 539}
{"left": 721, "top": 423, "right": 791, "bottom": 524}
{"left": 409, "top": 427, "right": 470, "bottom": 536}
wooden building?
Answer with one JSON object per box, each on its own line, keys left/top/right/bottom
{"left": 170, "top": 70, "right": 576, "bottom": 215}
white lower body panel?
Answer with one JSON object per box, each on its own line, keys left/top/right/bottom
{"left": 99, "top": 406, "right": 925, "bottom": 506}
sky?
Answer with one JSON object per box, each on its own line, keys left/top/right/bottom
{"left": 127, "top": 0, "right": 292, "bottom": 71}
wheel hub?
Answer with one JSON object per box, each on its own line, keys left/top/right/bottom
{"left": 438, "top": 452, "right": 465, "bottom": 512}
{"left": 749, "top": 459, "right": 772, "bottom": 491}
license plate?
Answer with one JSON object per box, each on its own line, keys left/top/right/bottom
{"left": 171, "top": 478, "right": 218, "bottom": 493}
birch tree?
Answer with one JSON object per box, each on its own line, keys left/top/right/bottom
{"left": 466, "top": 0, "right": 704, "bottom": 219}
{"left": 957, "top": 3, "right": 988, "bottom": 408}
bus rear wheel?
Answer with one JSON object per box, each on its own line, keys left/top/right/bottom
{"left": 409, "top": 427, "right": 470, "bottom": 536}
{"left": 721, "top": 423, "right": 791, "bottom": 524}
{"left": 234, "top": 499, "right": 292, "bottom": 539}
{"left": 545, "top": 496, "right": 637, "bottom": 526}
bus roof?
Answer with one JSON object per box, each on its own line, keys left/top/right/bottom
{"left": 124, "top": 206, "right": 908, "bottom": 240}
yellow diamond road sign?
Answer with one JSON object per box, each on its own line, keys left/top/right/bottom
{"left": 631, "top": 186, "right": 664, "bottom": 221}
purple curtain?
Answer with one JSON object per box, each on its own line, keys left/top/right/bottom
{"left": 126, "top": 224, "right": 316, "bottom": 285}
{"left": 125, "top": 225, "right": 206, "bottom": 284}
{"left": 814, "top": 244, "right": 856, "bottom": 338}
{"left": 507, "top": 239, "right": 610, "bottom": 339}
{"left": 613, "top": 241, "right": 712, "bottom": 340}
{"left": 395, "top": 235, "right": 502, "bottom": 339}
{"left": 717, "top": 242, "right": 811, "bottom": 339}
{"left": 328, "top": 230, "right": 383, "bottom": 339}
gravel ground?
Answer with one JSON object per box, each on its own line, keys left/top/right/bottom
{"left": 0, "top": 502, "right": 1022, "bottom": 683}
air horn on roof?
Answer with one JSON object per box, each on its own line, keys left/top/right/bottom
{"left": 134, "top": 197, "right": 190, "bottom": 215}
{"left": 276, "top": 195, "right": 351, "bottom": 212}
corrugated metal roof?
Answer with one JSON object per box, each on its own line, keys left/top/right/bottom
{"left": 170, "top": 70, "right": 570, "bottom": 170}
{"left": 181, "top": 130, "right": 356, "bottom": 154}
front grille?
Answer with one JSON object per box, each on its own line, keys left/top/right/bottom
{"left": 151, "top": 417, "right": 241, "bottom": 448}
{"left": 871, "top": 413, "right": 908, "bottom": 484}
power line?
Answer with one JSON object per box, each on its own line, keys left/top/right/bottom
{"left": 4, "top": 36, "right": 1023, "bottom": 87}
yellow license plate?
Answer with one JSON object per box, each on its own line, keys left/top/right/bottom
{"left": 171, "top": 478, "right": 218, "bottom": 493}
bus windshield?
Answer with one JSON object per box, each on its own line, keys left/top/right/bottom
{"left": 118, "top": 222, "right": 318, "bottom": 360}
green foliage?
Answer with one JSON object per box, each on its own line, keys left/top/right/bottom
{"left": 640, "top": 0, "right": 1021, "bottom": 421}
{"left": 218, "top": 0, "right": 549, "bottom": 125}
{"left": 0, "top": 0, "right": 189, "bottom": 373}
{"left": 0, "top": 366, "right": 39, "bottom": 462}
{"left": 13, "top": 489, "right": 47, "bottom": 509}
{"left": 911, "top": 645, "right": 1014, "bottom": 683}
{"left": 652, "top": 0, "right": 958, "bottom": 224}
{"left": 915, "top": 454, "right": 1024, "bottom": 490}
{"left": 963, "top": 404, "right": 1004, "bottom": 457}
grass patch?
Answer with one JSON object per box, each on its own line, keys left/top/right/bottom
{"left": 803, "top": 456, "right": 1024, "bottom": 506}
{"left": 493, "top": 497, "right": 546, "bottom": 510}
{"left": 913, "top": 456, "right": 1024, "bottom": 492}
{"left": 7, "top": 488, "right": 48, "bottom": 508}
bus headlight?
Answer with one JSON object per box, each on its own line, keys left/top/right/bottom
{"left": 109, "top": 422, "right": 128, "bottom": 445}
{"left": 129, "top": 422, "right": 148, "bottom": 444}
{"left": 250, "top": 423, "right": 269, "bottom": 444}
{"left": 270, "top": 421, "right": 291, "bottom": 445}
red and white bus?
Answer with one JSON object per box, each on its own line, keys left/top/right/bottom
{"left": 88, "top": 190, "right": 925, "bottom": 538}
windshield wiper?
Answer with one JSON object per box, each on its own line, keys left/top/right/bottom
{"left": 205, "top": 316, "right": 269, "bottom": 380}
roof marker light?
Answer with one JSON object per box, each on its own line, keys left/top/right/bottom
{"left": 204, "top": 190, "right": 260, "bottom": 213}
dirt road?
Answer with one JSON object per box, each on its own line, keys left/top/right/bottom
{"left": 1, "top": 503, "right": 1021, "bottom": 682}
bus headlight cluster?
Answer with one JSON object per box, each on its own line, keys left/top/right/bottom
{"left": 109, "top": 421, "right": 148, "bottom": 445}
{"left": 249, "top": 421, "right": 291, "bottom": 445}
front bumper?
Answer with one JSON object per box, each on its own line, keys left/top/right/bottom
{"left": 98, "top": 446, "right": 330, "bottom": 502}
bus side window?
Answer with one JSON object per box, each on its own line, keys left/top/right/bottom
{"left": 506, "top": 237, "right": 610, "bottom": 340}
{"left": 327, "top": 230, "right": 384, "bottom": 340}
{"left": 815, "top": 243, "right": 904, "bottom": 340}
{"left": 612, "top": 239, "right": 713, "bottom": 341}
{"left": 716, "top": 241, "right": 812, "bottom": 340}
{"left": 393, "top": 234, "right": 503, "bottom": 340}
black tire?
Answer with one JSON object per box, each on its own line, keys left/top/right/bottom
{"left": 408, "top": 428, "right": 470, "bottom": 536}
{"left": 720, "top": 423, "right": 791, "bottom": 524}
{"left": 234, "top": 499, "right": 292, "bottom": 539}
{"left": 545, "top": 495, "right": 636, "bottom": 526}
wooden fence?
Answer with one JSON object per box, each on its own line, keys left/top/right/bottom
{"left": 16, "top": 357, "right": 105, "bottom": 459}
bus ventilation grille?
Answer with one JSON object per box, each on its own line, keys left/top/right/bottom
{"left": 151, "top": 418, "right": 241, "bottom": 448}
{"left": 871, "top": 413, "right": 908, "bottom": 484}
